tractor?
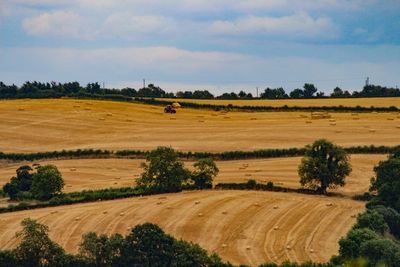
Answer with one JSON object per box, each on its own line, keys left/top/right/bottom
{"left": 164, "top": 105, "right": 176, "bottom": 113}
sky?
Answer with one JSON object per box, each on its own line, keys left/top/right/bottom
{"left": 0, "top": 0, "right": 399, "bottom": 94}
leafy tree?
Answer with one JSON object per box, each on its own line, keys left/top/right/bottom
{"left": 338, "top": 228, "right": 381, "bottom": 261}
{"left": 191, "top": 158, "right": 219, "bottom": 189}
{"left": 79, "top": 232, "right": 123, "bottom": 267}
{"left": 3, "top": 165, "right": 33, "bottom": 200}
{"left": 303, "top": 83, "right": 318, "bottom": 98}
{"left": 354, "top": 210, "right": 388, "bottom": 234}
{"left": 136, "top": 147, "right": 190, "bottom": 193}
{"left": 371, "top": 205, "right": 400, "bottom": 238}
{"left": 370, "top": 158, "right": 400, "bottom": 212}
{"left": 298, "top": 139, "right": 352, "bottom": 194}
{"left": 360, "top": 239, "right": 400, "bottom": 267}
{"left": 289, "top": 88, "right": 304, "bottom": 98}
{"left": 14, "top": 219, "right": 65, "bottom": 267}
{"left": 31, "top": 165, "right": 64, "bottom": 200}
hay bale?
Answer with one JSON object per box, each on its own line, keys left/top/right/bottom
{"left": 50, "top": 211, "right": 58, "bottom": 214}
{"left": 273, "top": 205, "right": 279, "bottom": 209}
{"left": 198, "top": 120, "right": 205, "bottom": 122}
{"left": 195, "top": 201, "right": 200, "bottom": 204}
{"left": 114, "top": 182, "right": 118, "bottom": 185}
{"left": 299, "top": 114, "right": 308, "bottom": 118}
{"left": 330, "top": 122, "right": 336, "bottom": 126}
{"left": 222, "top": 211, "right": 228, "bottom": 215}
{"left": 246, "top": 246, "right": 251, "bottom": 250}
{"left": 396, "top": 125, "right": 400, "bottom": 129}
{"left": 103, "top": 211, "right": 108, "bottom": 214}
{"left": 75, "top": 217, "right": 80, "bottom": 221}
{"left": 273, "top": 226, "right": 279, "bottom": 230}
{"left": 84, "top": 108, "right": 91, "bottom": 111}
{"left": 326, "top": 203, "right": 333, "bottom": 207}
{"left": 119, "top": 212, "right": 124, "bottom": 216}
{"left": 305, "top": 120, "right": 312, "bottom": 124}
{"left": 70, "top": 168, "right": 76, "bottom": 171}
{"left": 156, "top": 202, "right": 163, "bottom": 205}
{"left": 254, "top": 203, "right": 260, "bottom": 207}
{"left": 286, "top": 245, "right": 291, "bottom": 250}
{"left": 369, "top": 129, "right": 376, "bottom": 133}
{"left": 221, "top": 244, "right": 227, "bottom": 248}
{"left": 126, "top": 119, "right": 133, "bottom": 122}
{"left": 329, "top": 119, "right": 336, "bottom": 122}
{"left": 198, "top": 213, "right": 203, "bottom": 217}
{"left": 99, "top": 118, "right": 105, "bottom": 120}
{"left": 107, "top": 113, "right": 113, "bottom": 116}
{"left": 250, "top": 118, "right": 257, "bottom": 120}
{"left": 310, "top": 249, "right": 314, "bottom": 253}
{"left": 18, "top": 108, "right": 25, "bottom": 111}
{"left": 387, "top": 118, "right": 395, "bottom": 121}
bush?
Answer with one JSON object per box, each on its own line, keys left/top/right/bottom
{"left": 354, "top": 210, "right": 388, "bottom": 234}
{"left": 246, "top": 179, "right": 257, "bottom": 189}
{"left": 370, "top": 205, "right": 400, "bottom": 239}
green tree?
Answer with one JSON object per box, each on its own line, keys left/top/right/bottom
{"left": 14, "top": 219, "right": 65, "bottom": 267}
{"left": 3, "top": 165, "right": 33, "bottom": 200}
{"left": 360, "top": 239, "right": 400, "bottom": 267}
{"left": 79, "top": 232, "right": 123, "bottom": 267}
{"left": 370, "top": 158, "right": 400, "bottom": 212}
{"left": 137, "top": 147, "right": 190, "bottom": 193}
{"left": 354, "top": 210, "right": 388, "bottom": 235}
{"left": 371, "top": 205, "right": 400, "bottom": 238}
{"left": 191, "top": 158, "right": 219, "bottom": 189}
{"left": 31, "top": 165, "right": 64, "bottom": 200}
{"left": 298, "top": 139, "right": 352, "bottom": 194}
{"left": 303, "top": 83, "right": 318, "bottom": 98}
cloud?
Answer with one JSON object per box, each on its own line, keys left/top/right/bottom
{"left": 210, "top": 13, "right": 338, "bottom": 38}
{"left": 22, "top": 11, "right": 96, "bottom": 39}
{"left": 102, "top": 13, "right": 177, "bottom": 38}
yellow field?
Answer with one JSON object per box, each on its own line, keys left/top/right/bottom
{"left": 0, "top": 99, "right": 399, "bottom": 153}
{"left": 0, "top": 190, "right": 364, "bottom": 265}
{"left": 160, "top": 97, "right": 400, "bottom": 108}
{"left": 0, "top": 154, "right": 385, "bottom": 196}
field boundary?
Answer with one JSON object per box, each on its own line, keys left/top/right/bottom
{"left": 0, "top": 145, "right": 396, "bottom": 162}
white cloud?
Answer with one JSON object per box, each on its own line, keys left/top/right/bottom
{"left": 102, "top": 13, "right": 177, "bottom": 38}
{"left": 22, "top": 11, "right": 96, "bottom": 39}
{"left": 210, "top": 13, "right": 338, "bottom": 38}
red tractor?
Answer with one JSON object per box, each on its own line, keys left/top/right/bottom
{"left": 164, "top": 105, "right": 176, "bottom": 113}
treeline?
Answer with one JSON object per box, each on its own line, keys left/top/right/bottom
{"left": 1, "top": 145, "right": 398, "bottom": 162}
{"left": 136, "top": 97, "right": 399, "bottom": 112}
{"left": 1, "top": 81, "right": 399, "bottom": 100}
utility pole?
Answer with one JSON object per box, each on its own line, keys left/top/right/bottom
{"left": 256, "top": 87, "right": 259, "bottom": 98}
{"left": 143, "top": 79, "right": 146, "bottom": 89}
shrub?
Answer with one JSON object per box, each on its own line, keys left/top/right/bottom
{"left": 246, "top": 179, "right": 257, "bottom": 189}
{"left": 354, "top": 210, "right": 388, "bottom": 234}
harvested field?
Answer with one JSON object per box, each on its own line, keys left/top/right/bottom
{"left": 0, "top": 99, "right": 399, "bottom": 153}
{"left": 159, "top": 97, "right": 400, "bottom": 108}
{"left": 0, "top": 154, "right": 385, "bottom": 195}
{"left": 0, "top": 190, "right": 365, "bottom": 265}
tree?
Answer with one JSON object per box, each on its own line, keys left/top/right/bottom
{"left": 191, "top": 158, "right": 219, "bottom": 189}
{"left": 338, "top": 228, "right": 381, "bottom": 260}
{"left": 136, "top": 147, "right": 190, "bottom": 193}
{"left": 289, "top": 88, "right": 304, "bottom": 98}
{"left": 360, "top": 239, "right": 400, "bottom": 267}
{"left": 370, "top": 158, "right": 400, "bottom": 212}
{"left": 354, "top": 210, "right": 388, "bottom": 234}
{"left": 14, "top": 219, "right": 65, "bottom": 267}
{"left": 79, "top": 232, "right": 123, "bottom": 267}
{"left": 303, "top": 83, "right": 318, "bottom": 98}
{"left": 3, "top": 165, "right": 33, "bottom": 200}
{"left": 31, "top": 165, "right": 64, "bottom": 200}
{"left": 298, "top": 139, "right": 352, "bottom": 194}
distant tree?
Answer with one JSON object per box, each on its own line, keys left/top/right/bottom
{"left": 191, "top": 158, "right": 219, "bottom": 189}
{"left": 331, "top": 87, "right": 344, "bottom": 97}
{"left": 136, "top": 147, "right": 190, "bottom": 193}
{"left": 303, "top": 83, "right": 318, "bottom": 98}
{"left": 298, "top": 139, "right": 352, "bottom": 194}
{"left": 316, "top": 91, "right": 325, "bottom": 97}
{"left": 14, "top": 219, "right": 65, "bottom": 267}
{"left": 260, "top": 88, "right": 288, "bottom": 99}
{"left": 31, "top": 165, "right": 64, "bottom": 200}
{"left": 289, "top": 88, "right": 304, "bottom": 98}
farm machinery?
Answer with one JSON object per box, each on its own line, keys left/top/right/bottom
{"left": 164, "top": 105, "right": 177, "bottom": 113}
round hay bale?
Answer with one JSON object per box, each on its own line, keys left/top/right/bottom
{"left": 119, "top": 212, "right": 125, "bottom": 216}
{"left": 107, "top": 113, "right": 113, "bottom": 116}
{"left": 396, "top": 125, "right": 400, "bottom": 129}
{"left": 286, "top": 245, "right": 291, "bottom": 250}
{"left": 75, "top": 217, "right": 80, "bottom": 221}
{"left": 103, "top": 211, "right": 108, "bottom": 214}
{"left": 70, "top": 168, "right": 76, "bottom": 171}
{"left": 198, "top": 213, "right": 203, "bottom": 217}
{"left": 254, "top": 203, "right": 260, "bottom": 207}
{"left": 273, "top": 205, "right": 279, "bottom": 209}
{"left": 156, "top": 202, "right": 163, "bottom": 205}
{"left": 221, "top": 244, "right": 227, "bottom": 248}
{"left": 310, "top": 249, "right": 314, "bottom": 253}
{"left": 222, "top": 211, "right": 228, "bottom": 215}
{"left": 246, "top": 246, "right": 251, "bottom": 250}
{"left": 195, "top": 201, "right": 200, "bottom": 205}
{"left": 50, "top": 211, "right": 58, "bottom": 214}
{"left": 330, "top": 122, "right": 336, "bottom": 126}
{"left": 273, "top": 226, "right": 279, "bottom": 230}
{"left": 369, "top": 129, "right": 376, "bottom": 133}
{"left": 326, "top": 202, "right": 333, "bottom": 207}
{"left": 114, "top": 182, "right": 118, "bottom": 185}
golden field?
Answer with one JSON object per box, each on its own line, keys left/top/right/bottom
{"left": 160, "top": 97, "right": 400, "bottom": 108}
{"left": 0, "top": 154, "right": 386, "bottom": 196}
{"left": 0, "top": 190, "right": 364, "bottom": 265}
{"left": 0, "top": 99, "right": 399, "bottom": 153}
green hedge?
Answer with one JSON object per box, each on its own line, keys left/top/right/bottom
{"left": 215, "top": 181, "right": 319, "bottom": 195}
{"left": 134, "top": 97, "right": 400, "bottom": 113}
{"left": 1, "top": 145, "right": 396, "bottom": 162}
